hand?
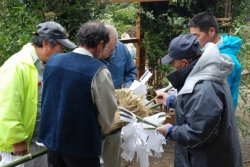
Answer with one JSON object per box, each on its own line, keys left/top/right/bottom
{"left": 12, "top": 141, "right": 28, "bottom": 156}
{"left": 156, "top": 123, "right": 173, "bottom": 137}
{"left": 155, "top": 92, "right": 168, "bottom": 106}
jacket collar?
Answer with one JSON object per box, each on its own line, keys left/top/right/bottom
{"left": 167, "top": 59, "right": 198, "bottom": 92}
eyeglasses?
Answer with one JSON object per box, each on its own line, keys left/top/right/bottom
{"left": 104, "top": 47, "right": 114, "bottom": 54}
{"left": 169, "top": 60, "right": 181, "bottom": 65}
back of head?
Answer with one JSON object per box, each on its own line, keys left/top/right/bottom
{"left": 188, "top": 12, "right": 219, "bottom": 34}
{"left": 77, "top": 21, "right": 110, "bottom": 48}
{"left": 32, "top": 21, "right": 76, "bottom": 49}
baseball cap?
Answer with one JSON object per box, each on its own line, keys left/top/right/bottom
{"left": 36, "top": 21, "right": 76, "bottom": 49}
{"left": 161, "top": 34, "right": 199, "bottom": 64}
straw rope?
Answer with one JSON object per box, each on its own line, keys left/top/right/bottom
{"left": 108, "top": 89, "right": 151, "bottom": 133}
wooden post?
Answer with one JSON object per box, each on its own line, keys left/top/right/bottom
{"left": 99, "top": 0, "right": 168, "bottom": 79}
{"left": 135, "top": 2, "right": 145, "bottom": 79}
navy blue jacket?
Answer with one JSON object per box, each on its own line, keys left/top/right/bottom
{"left": 167, "top": 43, "right": 242, "bottom": 167}
{"left": 37, "top": 52, "right": 105, "bottom": 157}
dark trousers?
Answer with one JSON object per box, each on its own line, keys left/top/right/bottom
{"left": 47, "top": 149, "right": 100, "bottom": 167}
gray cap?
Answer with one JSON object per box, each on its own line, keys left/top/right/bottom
{"left": 36, "top": 21, "right": 76, "bottom": 49}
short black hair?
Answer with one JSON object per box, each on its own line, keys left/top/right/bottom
{"left": 31, "top": 36, "right": 58, "bottom": 47}
{"left": 76, "top": 21, "right": 110, "bottom": 48}
{"left": 188, "top": 12, "right": 219, "bottom": 34}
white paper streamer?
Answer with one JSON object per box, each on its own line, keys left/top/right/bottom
{"left": 120, "top": 112, "right": 167, "bottom": 167}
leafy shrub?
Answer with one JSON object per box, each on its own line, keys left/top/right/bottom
{"left": 0, "top": 1, "right": 41, "bottom": 65}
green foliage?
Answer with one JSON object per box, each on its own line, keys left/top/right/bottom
{"left": 231, "top": 0, "right": 250, "bottom": 137}
{"left": 0, "top": 0, "right": 108, "bottom": 65}
{"left": 138, "top": 0, "right": 219, "bottom": 89}
{"left": 18, "top": 0, "right": 107, "bottom": 42}
{"left": 0, "top": 1, "right": 41, "bottom": 65}
{"left": 99, "top": 2, "right": 137, "bottom": 37}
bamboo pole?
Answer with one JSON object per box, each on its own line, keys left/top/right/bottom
{"left": 119, "top": 106, "right": 159, "bottom": 127}
{"left": 1, "top": 149, "right": 47, "bottom": 167}
{"left": 148, "top": 103, "right": 162, "bottom": 110}
{"left": 145, "top": 86, "right": 173, "bottom": 106}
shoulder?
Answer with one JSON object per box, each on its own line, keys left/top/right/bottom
{"left": 221, "top": 34, "right": 242, "bottom": 46}
{"left": 192, "top": 80, "right": 226, "bottom": 96}
{"left": 94, "top": 66, "right": 111, "bottom": 83}
{"left": 1, "top": 51, "right": 31, "bottom": 71}
{"left": 116, "top": 41, "right": 129, "bottom": 52}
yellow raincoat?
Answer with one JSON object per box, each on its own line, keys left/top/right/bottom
{"left": 0, "top": 43, "right": 38, "bottom": 152}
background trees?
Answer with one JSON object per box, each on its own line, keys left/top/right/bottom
{"left": 0, "top": 0, "right": 106, "bottom": 64}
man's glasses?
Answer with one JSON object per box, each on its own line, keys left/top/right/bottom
{"left": 104, "top": 47, "right": 114, "bottom": 54}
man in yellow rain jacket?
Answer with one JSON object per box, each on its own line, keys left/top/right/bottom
{"left": 0, "top": 21, "right": 76, "bottom": 167}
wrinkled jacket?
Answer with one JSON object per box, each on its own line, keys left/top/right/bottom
{"left": 171, "top": 43, "right": 242, "bottom": 167}
{"left": 0, "top": 43, "right": 38, "bottom": 152}
{"left": 100, "top": 41, "right": 137, "bottom": 89}
{"left": 218, "top": 34, "right": 242, "bottom": 111}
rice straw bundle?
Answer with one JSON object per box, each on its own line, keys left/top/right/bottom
{"left": 108, "top": 89, "right": 151, "bottom": 133}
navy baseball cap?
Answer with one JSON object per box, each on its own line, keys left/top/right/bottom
{"left": 36, "top": 21, "right": 76, "bottom": 49}
{"left": 161, "top": 34, "right": 199, "bottom": 64}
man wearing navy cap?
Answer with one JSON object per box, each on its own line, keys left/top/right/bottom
{"left": 155, "top": 34, "right": 242, "bottom": 167}
{"left": 0, "top": 21, "right": 76, "bottom": 167}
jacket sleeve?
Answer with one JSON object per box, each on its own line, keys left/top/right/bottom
{"left": 226, "top": 55, "right": 242, "bottom": 111}
{"left": 92, "top": 67, "right": 118, "bottom": 136}
{"left": 172, "top": 83, "right": 223, "bottom": 148}
{"left": 0, "top": 62, "right": 29, "bottom": 146}
{"left": 122, "top": 44, "right": 137, "bottom": 88}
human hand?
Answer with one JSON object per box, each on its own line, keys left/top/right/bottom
{"left": 12, "top": 141, "right": 28, "bottom": 156}
{"left": 156, "top": 123, "right": 173, "bottom": 137}
{"left": 155, "top": 92, "right": 168, "bottom": 106}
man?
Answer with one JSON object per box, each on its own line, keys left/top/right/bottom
{"left": 100, "top": 24, "right": 137, "bottom": 167}
{"left": 0, "top": 21, "right": 76, "bottom": 167}
{"left": 155, "top": 34, "right": 242, "bottom": 167}
{"left": 37, "top": 21, "right": 117, "bottom": 167}
{"left": 101, "top": 25, "right": 137, "bottom": 89}
{"left": 188, "top": 12, "right": 242, "bottom": 111}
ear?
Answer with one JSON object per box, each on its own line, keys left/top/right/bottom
{"left": 93, "top": 40, "right": 105, "bottom": 59}
{"left": 42, "top": 40, "right": 50, "bottom": 50}
{"left": 97, "top": 40, "right": 104, "bottom": 51}
{"left": 208, "top": 27, "right": 216, "bottom": 36}
{"left": 181, "top": 59, "right": 189, "bottom": 67}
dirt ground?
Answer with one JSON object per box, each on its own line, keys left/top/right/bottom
{"left": 121, "top": 97, "right": 250, "bottom": 167}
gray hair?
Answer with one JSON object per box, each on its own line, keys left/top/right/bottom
{"left": 105, "top": 24, "right": 118, "bottom": 42}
